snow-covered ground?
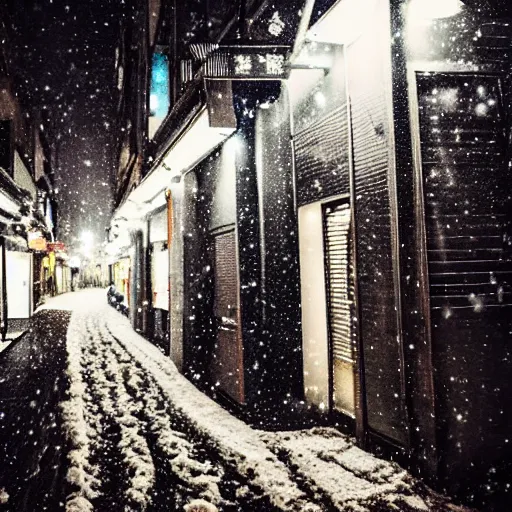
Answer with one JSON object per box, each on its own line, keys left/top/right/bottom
{"left": 39, "top": 290, "right": 471, "bottom": 512}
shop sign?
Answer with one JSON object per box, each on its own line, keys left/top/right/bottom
{"left": 28, "top": 231, "right": 47, "bottom": 251}
{"left": 204, "top": 45, "right": 290, "bottom": 80}
{"left": 48, "top": 241, "right": 66, "bottom": 252}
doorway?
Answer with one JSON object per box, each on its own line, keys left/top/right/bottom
{"left": 299, "top": 197, "right": 359, "bottom": 423}
{"left": 211, "top": 229, "right": 244, "bottom": 404}
{"left": 323, "top": 200, "right": 356, "bottom": 417}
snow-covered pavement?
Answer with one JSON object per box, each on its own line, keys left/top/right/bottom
{"left": 36, "top": 290, "right": 471, "bottom": 511}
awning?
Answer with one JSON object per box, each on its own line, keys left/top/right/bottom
{"left": 113, "top": 108, "right": 234, "bottom": 222}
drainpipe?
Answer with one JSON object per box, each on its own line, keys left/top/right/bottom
{"left": 1, "top": 237, "right": 7, "bottom": 342}
{"left": 165, "top": 188, "right": 173, "bottom": 353}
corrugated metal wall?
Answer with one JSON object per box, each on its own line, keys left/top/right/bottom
{"left": 295, "top": 105, "right": 350, "bottom": 205}
{"left": 347, "top": 26, "right": 407, "bottom": 444}
{"left": 417, "top": 69, "right": 512, "bottom": 493}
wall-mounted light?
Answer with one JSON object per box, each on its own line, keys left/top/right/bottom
{"left": 408, "top": 0, "right": 463, "bottom": 21}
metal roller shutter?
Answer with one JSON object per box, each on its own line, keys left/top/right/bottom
{"left": 294, "top": 105, "right": 350, "bottom": 206}
{"left": 324, "top": 201, "right": 356, "bottom": 417}
{"left": 212, "top": 231, "right": 244, "bottom": 404}
{"left": 214, "top": 232, "right": 238, "bottom": 319}
{"left": 325, "top": 202, "right": 353, "bottom": 363}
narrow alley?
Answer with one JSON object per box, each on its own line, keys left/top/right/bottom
{"left": 1, "top": 1, "right": 512, "bottom": 510}
{"left": 0, "top": 290, "right": 470, "bottom": 512}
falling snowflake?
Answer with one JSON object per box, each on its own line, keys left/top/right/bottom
{"left": 268, "top": 11, "right": 285, "bottom": 37}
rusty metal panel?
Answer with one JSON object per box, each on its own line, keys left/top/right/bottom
{"left": 213, "top": 231, "right": 238, "bottom": 319}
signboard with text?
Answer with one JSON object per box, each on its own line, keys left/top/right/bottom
{"left": 204, "top": 45, "right": 290, "bottom": 80}
{"left": 28, "top": 231, "right": 47, "bottom": 251}
{"left": 48, "top": 241, "right": 66, "bottom": 252}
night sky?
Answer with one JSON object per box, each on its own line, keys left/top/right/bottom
{"left": 5, "top": 0, "right": 125, "bottom": 253}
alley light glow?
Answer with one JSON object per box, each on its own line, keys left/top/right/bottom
{"left": 81, "top": 230, "right": 95, "bottom": 256}
{"left": 81, "top": 230, "right": 94, "bottom": 244}
{"left": 306, "top": 0, "right": 377, "bottom": 45}
{"left": 408, "top": 0, "right": 463, "bottom": 20}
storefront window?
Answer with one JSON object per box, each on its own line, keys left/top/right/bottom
{"left": 149, "top": 49, "right": 170, "bottom": 138}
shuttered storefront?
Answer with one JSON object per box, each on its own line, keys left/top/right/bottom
{"left": 418, "top": 72, "right": 512, "bottom": 311}
{"left": 417, "top": 71, "right": 512, "bottom": 480}
{"left": 294, "top": 89, "right": 357, "bottom": 420}
{"left": 324, "top": 201, "right": 355, "bottom": 416}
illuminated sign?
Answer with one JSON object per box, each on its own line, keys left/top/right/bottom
{"left": 150, "top": 52, "right": 170, "bottom": 118}
{"left": 28, "top": 237, "right": 47, "bottom": 251}
{"left": 48, "top": 241, "right": 65, "bottom": 252}
{"left": 204, "top": 45, "right": 290, "bottom": 80}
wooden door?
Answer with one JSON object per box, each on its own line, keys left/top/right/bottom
{"left": 212, "top": 230, "right": 244, "bottom": 403}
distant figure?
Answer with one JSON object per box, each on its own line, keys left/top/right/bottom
{"left": 107, "top": 283, "right": 116, "bottom": 304}
{"left": 107, "top": 283, "right": 128, "bottom": 316}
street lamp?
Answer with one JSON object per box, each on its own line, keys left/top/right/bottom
{"left": 81, "top": 230, "right": 94, "bottom": 256}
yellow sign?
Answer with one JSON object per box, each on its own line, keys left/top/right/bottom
{"left": 29, "top": 236, "right": 47, "bottom": 251}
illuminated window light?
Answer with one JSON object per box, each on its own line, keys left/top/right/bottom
{"left": 408, "top": 0, "right": 463, "bottom": 20}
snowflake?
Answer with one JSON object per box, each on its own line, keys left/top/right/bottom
{"left": 268, "top": 11, "right": 285, "bottom": 37}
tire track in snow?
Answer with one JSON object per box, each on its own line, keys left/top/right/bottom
{"left": 83, "top": 314, "right": 155, "bottom": 511}
{"left": 60, "top": 310, "right": 100, "bottom": 512}
{"left": 102, "top": 316, "right": 319, "bottom": 512}
{"left": 98, "top": 320, "right": 267, "bottom": 511}
{"left": 98, "top": 322, "right": 224, "bottom": 509}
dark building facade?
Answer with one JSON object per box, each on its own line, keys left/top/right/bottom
{"left": 0, "top": 5, "right": 58, "bottom": 340}
{"left": 108, "top": 0, "right": 512, "bottom": 508}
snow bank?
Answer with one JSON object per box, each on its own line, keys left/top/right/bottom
{"left": 262, "top": 429, "right": 429, "bottom": 510}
